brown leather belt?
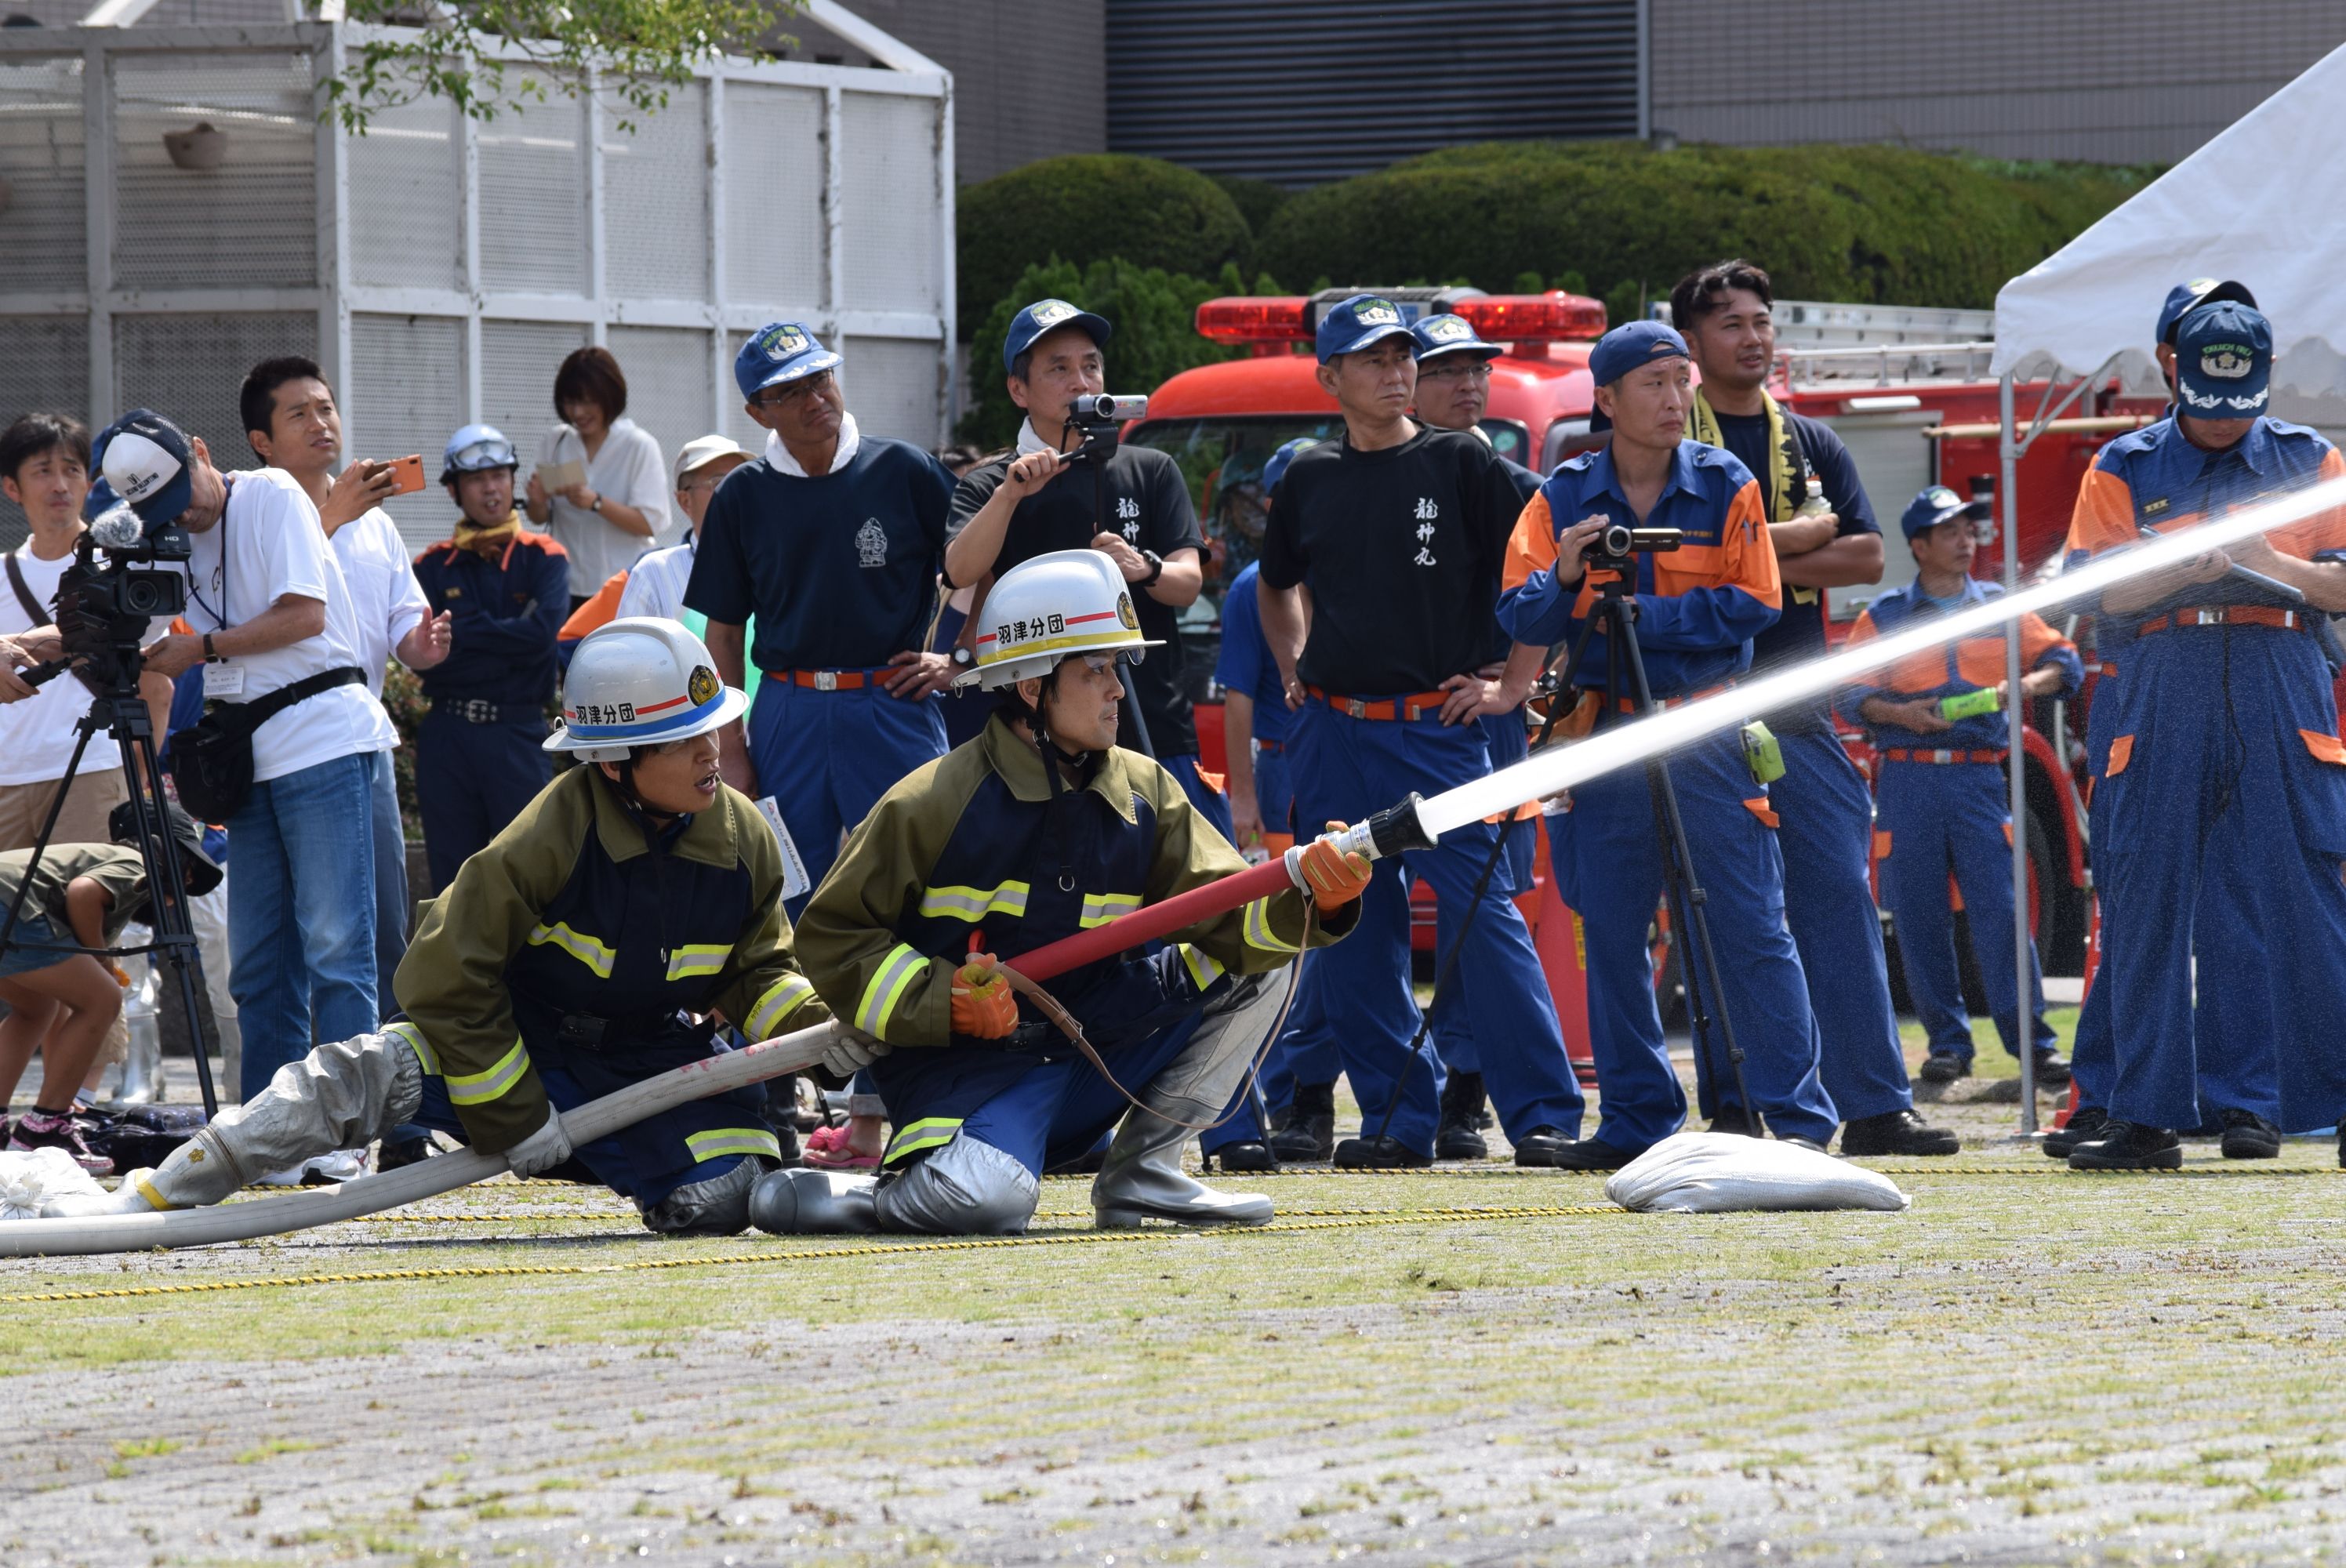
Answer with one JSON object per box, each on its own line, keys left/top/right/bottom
{"left": 2136, "top": 604, "right": 2308, "bottom": 637}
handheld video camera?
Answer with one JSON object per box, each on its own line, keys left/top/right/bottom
{"left": 1589, "top": 522, "right": 1683, "bottom": 578}
{"left": 1062, "top": 392, "right": 1148, "bottom": 469}
{"left": 29, "top": 503, "right": 191, "bottom": 695}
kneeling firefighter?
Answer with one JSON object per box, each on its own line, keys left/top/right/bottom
{"left": 761, "top": 550, "right": 1371, "bottom": 1236}
{"left": 81, "top": 618, "right": 860, "bottom": 1234}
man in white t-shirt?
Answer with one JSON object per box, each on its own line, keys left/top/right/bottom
{"left": 20, "top": 409, "right": 404, "bottom": 1107}
{"left": 0, "top": 415, "right": 175, "bottom": 849}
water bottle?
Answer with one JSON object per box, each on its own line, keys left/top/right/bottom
{"left": 1794, "top": 474, "right": 1832, "bottom": 519}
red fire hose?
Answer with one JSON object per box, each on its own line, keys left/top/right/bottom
{"left": 1006, "top": 856, "right": 1300, "bottom": 982}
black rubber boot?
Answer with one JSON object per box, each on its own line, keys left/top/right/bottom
{"left": 1268, "top": 1081, "right": 1336, "bottom": 1163}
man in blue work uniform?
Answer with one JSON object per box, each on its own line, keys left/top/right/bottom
{"left": 1672, "top": 259, "right": 1961, "bottom": 1156}
{"left": 1259, "top": 295, "right": 1583, "bottom": 1168}
{"left": 2054, "top": 276, "right": 2277, "bottom": 1160}
{"left": 1407, "top": 313, "right": 1542, "bottom": 1160}
{"left": 1501, "top": 320, "right": 1838, "bottom": 1167}
{"left": 1844, "top": 487, "right": 2083, "bottom": 1084}
{"left": 412, "top": 423, "right": 569, "bottom": 891}
{"left": 944, "top": 299, "right": 1230, "bottom": 839}
{"left": 685, "top": 323, "right": 960, "bottom": 913}
{"left": 2058, "top": 301, "right": 2346, "bottom": 1169}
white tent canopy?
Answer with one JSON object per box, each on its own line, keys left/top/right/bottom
{"left": 1992, "top": 40, "right": 2346, "bottom": 432}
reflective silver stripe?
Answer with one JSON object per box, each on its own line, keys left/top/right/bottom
{"left": 685, "top": 1126, "right": 783, "bottom": 1164}
{"left": 855, "top": 944, "right": 928, "bottom": 1036}
{"left": 884, "top": 1116, "right": 961, "bottom": 1164}
{"left": 1178, "top": 943, "right": 1226, "bottom": 992}
{"left": 1077, "top": 891, "right": 1143, "bottom": 929}
{"left": 916, "top": 881, "right": 1032, "bottom": 923}
{"left": 744, "top": 973, "right": 817, "bottom": 1039}
{"left": 528, "top": 921, "right": 617, "bottom": 978}
{"left": 383, "top": 1020, "right": 438, "bottom": 1076}
{"left": 1242, "top": 896, "right": 1299, "bottom": 953}
{"left": 665, "top": 944, "right": 729, "bottom": 981}
{"left": 444, "top": 1039, "right": 531, "bottom": 1105}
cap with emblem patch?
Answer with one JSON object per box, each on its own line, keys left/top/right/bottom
{"left": 1899, "top": 485, "right": 1972, "bottom": 542}
{"left": 92, "top": 408, "right": 195, "bottom": 526}
{"left": 1003, "top": 298, "right": 1113, "bottom": 376}
{"left": 735, "top": 321, "right": 842, "bottom": 401}
{"left": 2155, "top": 278, "right": 2257, "bottom": 347}
{"left": 2174, "top": 301, "right": 2272, "bottom": 418}
{"left": 1315, "top": 293, "right": 1415, "bottom": 363}
{"left": 1408, "top": 313, "right": 1502, "bottom": 364}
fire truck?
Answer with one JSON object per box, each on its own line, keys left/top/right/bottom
{"left": 1122, "top": 286, "right": 2166, "bottom": 1040}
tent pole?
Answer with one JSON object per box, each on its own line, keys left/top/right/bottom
{"left": 2000, "top": 370, "right": 2037, "bottom": 1134}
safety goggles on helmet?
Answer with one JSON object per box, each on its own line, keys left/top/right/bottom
{"left": 440, "top": 423, "right": 518, "bottom": 484}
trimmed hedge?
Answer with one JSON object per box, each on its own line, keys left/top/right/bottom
{"left": 957, "top": 154, "right": 1251, "bottom": 338}
{"left": 1253, "top": 140, "right": 2152, "bottom": 312}
{"left": 958, "top": 258, "right": 1258, "bottom": 448}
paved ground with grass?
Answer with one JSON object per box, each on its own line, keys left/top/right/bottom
{"left": 7, "top": 1014, "right": 2346, "bottom": 1566}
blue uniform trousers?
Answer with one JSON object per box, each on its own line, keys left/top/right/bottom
{"left": 1290, "top": 702, "right": 1583, "bottom": 1156}
{"left": 1877, "top": 757, "right": 2056, "bottom": 1064}
{"left": 1429, "top": 712, "right": 1539, "bottom": 1080}
{"left": 747, "top": 678, "right": 948, "bottom": 916}
{"left": 1770, "top": 728, "right": 1912, "bottom": 1122}
{"left": 1550, "top": 723, "right": 1838, "bottom": 1150}
{"left": 416, "top": 710, "right": 552, "bottom": 893}
{"left": 2092, "top": 627, "right": 2346, "bottom": 1131}
{"left": 412, "top": 1029, "right": 779, "bottom": 1207}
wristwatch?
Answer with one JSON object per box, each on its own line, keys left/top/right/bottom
{"left": 950, "top": 646, "right": 975, "bottom": 669}
{"left": 589, "top": 493, "right": 605, "bottom": 514}
{"left": 202, "top": 633, "right": 220, "bottom": 662}
{"left": 1138, "top": 549, "right": 1164, "bottom": 589}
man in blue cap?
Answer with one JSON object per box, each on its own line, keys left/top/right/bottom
{"left": 1257, "top": 294, "right": 1584, "bottom": 1167}
{"left": 411, "top": 423, "right": 571, "bottom": 891}
{"left": 1843, "top": 486, "right": 2082, "bottom": 1084}
{"left": 684, "top": 322, "right": 961, "bottom": 911}
{"left": 943, "top": 299, "right": 1228, "bottom": 837}
{"left": 2061, "top": 299, "right": 2346, "bottom": 1168}
{"left": 1500, "top": 320, "right": 1838, "bottom": 1167}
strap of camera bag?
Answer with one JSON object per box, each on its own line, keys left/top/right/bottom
{"left": 3, "top": 550, "right": 47, "bottom": 629}
{"left": 223, "top": 664, "right": 365, "bottom": 733}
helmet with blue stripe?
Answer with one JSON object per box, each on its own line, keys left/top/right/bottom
{"left": 544, "top": 617, "right": 748, "bottom": 761}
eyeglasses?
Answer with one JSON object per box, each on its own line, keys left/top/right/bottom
{"left": 1415, "top": 359, "right": 1492, "bottom": 381}
{"left": 1077, "top": 652, "right": 1131, "bottom": 673}
{"left": 749, "top": 370, "right": 835, "bottom": 409}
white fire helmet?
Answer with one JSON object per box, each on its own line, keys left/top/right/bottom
{"left": 961, "top": 548, "right": 1163, "bottom": 691}
{"left": 545, "top": 616, "right": 748, "bottom": 762}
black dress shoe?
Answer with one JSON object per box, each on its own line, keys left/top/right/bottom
{"left": 2042, "top": 1105, "right": 2108, "bottom": 1158}
{"left": 2067, "top": 1120, "right": 2181, "bottom": 1171}
{"left": 1268, "top": 1080, "right": 1336, "bottom": 1163}
{"left": 1548, "top": 1136, "right": 1642, "bottom": 1171}
{"left": 1436, "top": 1070, "right": 1489, "bottom": 1160}
{"left": 1838, "top": 1109, "right": 1960, "bottom": 1157}
{"left": 1332, "top": 1134, "right": 1432, "bottom": 1169}
{"left": 1917, "top": 1053, "right": 1970, "bottom": 1084}
{"left": 2218, "top": 1108, "right": 2282, "bottom": 1160}
{"left": 1511, "top": 1127, "right": 1577, "bottom": 1167}
{"left": 2031, "top": 1051, "right": 2073, "bottom": 1087}
{"left": 1209, "top": 1141, "right": 1279, "bottom": 1173}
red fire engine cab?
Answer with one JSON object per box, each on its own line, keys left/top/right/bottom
{"left": 1125, "top": 285, "right": 2164, "bottom": 1045}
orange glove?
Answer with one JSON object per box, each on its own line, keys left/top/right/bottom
{"left": 950, "top": 953, "right": 1019, "bottom": 1039}
{"left": 1297, "top": 822, "right": 1373, "bottom": 913}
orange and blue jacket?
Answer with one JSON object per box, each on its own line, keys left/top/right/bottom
{"left": 1839, "top": 579, "right": 2081, "bottom": 752}
{"left": 1498, "top": 439, "right": 1781, "bottom": 699}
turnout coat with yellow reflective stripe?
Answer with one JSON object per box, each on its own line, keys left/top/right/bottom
{"left": 393, "top": 764, "right": 826, "bottom": 1153}
{"left": 795, "top": 715, "right": 1351, "bottom": 1053}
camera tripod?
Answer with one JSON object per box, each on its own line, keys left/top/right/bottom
{"left": 0, "top": 658, "right": 220, "bottom": 1116}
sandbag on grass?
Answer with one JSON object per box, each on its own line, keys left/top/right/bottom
{"left": 1605, "top": 1131, "right": 1911, "bottom": 1214}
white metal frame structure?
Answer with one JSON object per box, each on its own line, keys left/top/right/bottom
{"left": 0, "top": 7, "right": 954, "bottom": 548}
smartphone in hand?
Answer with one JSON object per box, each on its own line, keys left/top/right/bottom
{"left": 386, "top": 454, "right": 427, "bottom": 495}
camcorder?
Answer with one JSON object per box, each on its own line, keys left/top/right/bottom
{"left": 1589, "top": 522, "right": 1683, "bottom": 577}
{"left": 1062, "top": 392, "right": 1148, "bottom": 469}
{"left": 35, "top": 506, "right": 191, "bottom": 693}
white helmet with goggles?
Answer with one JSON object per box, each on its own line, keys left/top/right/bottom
{"left": 545, "top": 617, "right": 747, "bottom": 762}
{"left": 961, "top": 549, "right": 1162, "bottom": 691}
{"left": 441, "top": 423, "right": 518, "bottom": 485}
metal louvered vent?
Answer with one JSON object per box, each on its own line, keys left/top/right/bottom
{"left": 0, "top": 316, "right": 92, "bottom": 550}
{"left": 478, "top": 89, "right": 586, "bottom": 296}
{"left": 605, "top": 324, "right": 714, "bottom": 542}
{"left": 478, "top": 318, "right": 590, "bottom": 470}
{"left": 0, "top": 58, "right": 87, "bottom": 294}
{"left": 347, "top": 313, "right": 467, "bottom": 553}
{"left": 350, "top": 93, "right": 461, "bottom": 291}
{"left": 604, "top": 82, "right": 709, "bottom": 302}
{"left": 1105, "top": 0, "right": 1643, "bottom": 185}
{"left": 722, "top": 82, "right": 826, "bottom": 313}
{"left": 840, "top": 93, "right": 939, "bottom": 314}
{"left": 112, "top": 52, "right": 316, "bottom": 288}
{"left": 841, "top": 336, "right": 940, "bottom": 447}
{"left": 112, "top": 312, "right": 316, "bottom": 459}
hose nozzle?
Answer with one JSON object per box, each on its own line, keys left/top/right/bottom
{"left": 1284, "top": 794, "right": 1433, "bottom": 890}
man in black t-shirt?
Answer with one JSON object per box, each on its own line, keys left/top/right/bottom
{"left": 1672, "top": 258, "right": 1956, "bottom": 1157}
{"left": 1256, "top": 294, "right": 1583, "bottom": 1170}
{"left": 944, "top": 299, "right": 1229, "bottom": 838}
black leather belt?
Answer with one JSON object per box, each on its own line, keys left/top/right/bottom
{"left": 438, "top": 698, "right": 544, "bottom": 725}
{"left": 555, "top": 1009, "right": 688, "bottom": 1050}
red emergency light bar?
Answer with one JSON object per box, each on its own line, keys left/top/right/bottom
{"left": 1195, "top": 296, "right": 1311, "bottom": 343}
{"left": 1450, "top": 291, "right": 1607, "bottom": 343}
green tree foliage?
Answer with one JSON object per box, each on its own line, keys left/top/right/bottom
{"left": 1252, "top": 140, "right": 2152, "bottom": 312}
{"left": 957, "top": 156, "right": 1251, "bottom": 338}
{"left": 1210, "top": 173, "right": 1294, "bottom": 241}
{"left": 959, "top": 259, "right": 1267, "bottom": 448}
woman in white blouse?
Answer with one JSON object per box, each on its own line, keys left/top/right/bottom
{"left": 522, "top": 345, "right": 671, "bottom": 608}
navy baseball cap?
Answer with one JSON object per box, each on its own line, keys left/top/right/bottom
{"left": 93, "top": 408, "right": 194, "bottom": 526}
{"left": 1588, "top": 321, "right": 1689, "bottom": 387}
{"left": 735, "top": 321, "right": 841, "bottom": 401}
{"left": 1315, "top": 294, "right": 1414, "bottom": 363}
{"left": 1899, "top": 485, "right": 1971, "bottom": 542}
{"left": 2155, "top": 277, "right": 2257, "bottom": 347}
{"left": 1262, "top": 437, "right": 1318, "bottom": 493}
{"left": 1003, "top": 298, "right": 1112, "bottom": 375}
{"left": 1410, "top": 313, "right": 1502, "bottom": 363}
{"left": 2174, "top": 301, "right": 2272, "bottom": 417}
